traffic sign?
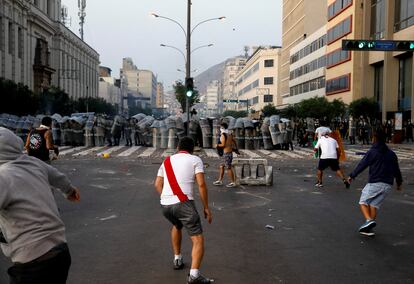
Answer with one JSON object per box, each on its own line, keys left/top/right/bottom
{"left": 223, "top": 99, "right": 248, "bottom": 103}
{"left": 342, "top": 40, "right": 414, "bottom": 52}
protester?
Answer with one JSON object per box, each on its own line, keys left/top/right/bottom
{"left": 348, "top": 127, "right": 403, "bottom": 236}
{"left": 313, "top": 132, "right": 350, "bottom": 188}
{"left": 25, "top": 116, "right": 59, "bottom": 163}
{"left": 154, "top": 137, "right": 213, "bottom": 284}
{"left": 213, "top": 122, "right": 236, "bottom": 188}
{"left": 0, "top": 127, "right": 80, "bottom": 283}
{"left": 124, "top": 118, "right": 133, "bottom": 147}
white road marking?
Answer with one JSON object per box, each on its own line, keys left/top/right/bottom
{"left": 240, "top": 149, "right": 261, "bottom": 158}
{"left": 59, "top": 146, "right": 87, "bottom": 156}
{"left": 117, "top": 146, "right": 141, "bottom": 157}
{"left": 276, "top": 150, "right": 304, "bottom": 159}
{"left": 204, "top": 149, "right": 219, "bottom": 158}
{"left": 73, "top": 146, "right": 105, "bottom": 157}
{"left": 259, "top": 150, "right": 282, "bottom": 159}
{"left": 96, "top": 146, "right": 124, "bottom": 157}
{"left": 138, "top": 147, "right": 156, "bottom": 158}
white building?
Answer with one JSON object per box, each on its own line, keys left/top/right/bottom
{"left": 222, "top": 56, "right": 246, "bottom": 111}
{"left": 120, "top": 58, "right": 157, "bottom": 109}
{"left": 0, "top": 0, "right": 100, "bottom": 99}
{"left": 284, "top": 26, "right": 327, "bottom": 105}
{"left": 98, "top": 66, "right": 121, "bottom": 109}
{"left": 234, "top": 46, "right": 281, "bottom": 112}
{"left": 205, "top": 80, "right": 220, "bottom": 116}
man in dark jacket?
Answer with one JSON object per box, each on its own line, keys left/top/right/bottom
{"left": 348, "top": 127, "right": 402, "bottom": 236}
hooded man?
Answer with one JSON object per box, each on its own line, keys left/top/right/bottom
{"left": 0, "top": 127, "right": 80, "bottom": 283}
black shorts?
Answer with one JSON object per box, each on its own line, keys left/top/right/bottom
{"left": 318, "top": 159, "right": 340, "bottom": 171}
{"left": 162, "top": 200, "right": 203, "bottom": 236}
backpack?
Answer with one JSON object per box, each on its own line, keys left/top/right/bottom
{"left": 27, "top": 129, "right": 49, "bottom": 161}
{"left": 216, "top": 133, "right": 227, "bottom": 157}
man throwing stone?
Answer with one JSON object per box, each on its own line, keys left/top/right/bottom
{"left": 313, "top": 132, "right": 350, "bottom": 188}
{"left": 0, "top": 127, "right": 80, "bottom": 283}
{"left": 155, "top": 137, "right": 213, "bottom": 284}
{"left": 348, "top": 127, "right": 402, "bottom": 236}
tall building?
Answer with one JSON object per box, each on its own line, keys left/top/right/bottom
{"left": 156, "top": 82, "right": 164, "bottom": 108}
{"left": 234, "top": 46, "right": 281, "bottom": 112}
{"left": 0, "top": 0, "right": 100, "bottom": 99}
{"left": 279, "top": 0, "right": 327, "bottom": 105}
{"left": 359, "top": 0, "right": 413, "bottom": 122}
{"left": 120, "top": 58, "right": 157, "bottom": 109}
{"left": 285, "top": 26, "right": 327, "bottom": 105}
{"left": 222, "top": 56, "right": 246, "bottom": 111}
{"left": 206, "top": 80, "right": 220, "bottom": 116}
{"left": 98, "top": 66, "right": 121, "bottom": 109}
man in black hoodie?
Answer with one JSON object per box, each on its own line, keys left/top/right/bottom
{"left": 348, "top": 127, "right": 403, "bottom": 236}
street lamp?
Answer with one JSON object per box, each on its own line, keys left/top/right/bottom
{"left": 151, "top": 5, "right": 225, "bottom": 135}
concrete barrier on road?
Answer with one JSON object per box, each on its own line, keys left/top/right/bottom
{"left": 233, "top": 158, "right": 273, "bottom": 186}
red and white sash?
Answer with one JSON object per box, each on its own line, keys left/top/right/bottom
{"left": 164, "top": 155, "right": 189, "bottom": 202}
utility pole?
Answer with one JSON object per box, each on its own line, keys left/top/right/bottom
{"left": 78, "top": 0, "right": 86, "bottom": 41}
{"left": 185, "top": 0, "right": 191, "bottom": 136}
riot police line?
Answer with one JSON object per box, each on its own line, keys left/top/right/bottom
{"left": 0, "top": 112, "right": 309, "bottom": 151}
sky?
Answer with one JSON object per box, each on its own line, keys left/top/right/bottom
{"left": 62, "top": 0, "right": 282, "bottom": 90}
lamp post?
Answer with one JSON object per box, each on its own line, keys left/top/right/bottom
{"left": 151, "top": 5, "right": 225, "bottom": 135}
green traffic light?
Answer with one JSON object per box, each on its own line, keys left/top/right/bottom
{"left": 186, "top": 90, "right": 193, "bottom": 97}
{"left": 410, "top": 42, "right": 414, "bottom": 49}
{"left": 367, "top": 42, "right": 375, "bottom": 48}
{"left": 358, "top": 42, "right": 365, "bottom": 49}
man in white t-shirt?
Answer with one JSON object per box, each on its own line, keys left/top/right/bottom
{"left": 154, "top": 137, "right": 213, "bottom": 284}
{"left": 313, "top": 133, "right": 350, "bottom": 188}
{"left": 314, "top": 125, "right": 332, "bottom": 140}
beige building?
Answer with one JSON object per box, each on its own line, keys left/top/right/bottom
{"left": 234, "top": 46, "right": 281, "bottom": 112}
{"left": 156, "top": 82, "right": 164, "bottom": 108}
{"left": 325, "top": 0, "right": 414, "bottom": 122}
{"left": 120, "top": 58, "right": 157, "bottom": 109}
{"left": 222, "top": 56, "right": 246, "bottom": 111}
{"left": 0, "top": 0, "right": 100, "bottom": 99}
{"left": 285, "top": 26, "right": 327, "bottom": 105}
{"left": 206, "top": 80, "right": 220, "bottom": 116}
{"left": 279, "top": 0, "right": 327, "bottom": 105}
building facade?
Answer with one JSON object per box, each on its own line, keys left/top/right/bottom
{"left": 222, "top": 56, "right": 246, "bottom": 111}
{"left": 234, "top": 46, "right": 281, "bottom": 112}
{"left": 285, "top": 26, "right": 327, "bottom": 105}
{"left": 205, "top": 80, "right": 220, "bottom": 116}
{"left": 120, "top": 57, "right": 157, "bottom": 109}
{"left": 279, "top": 0, "right": 328, "bottom": 105}
{"left": 156, "top": 82, "right": 164, "bottom": 108}
{"left": 98, "top": 66, "right": 121, "bottom": 108}
{"left": 0, "top": 0, "right": 99, "bottom": 99}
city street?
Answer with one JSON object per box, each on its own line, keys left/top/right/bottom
{"left": 1, "top": 146, "right": 413, "bottom": 283}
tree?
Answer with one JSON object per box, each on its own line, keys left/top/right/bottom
{"left": 296, "top": 97, "right": 332, "bottom": 120}
{"left": 0, "top": 78, "right": 39, "bottom": 115}
{"left": 174, "top": 81, "right": 199, "bottom": 113}
{"left": 328, "top": 99, "right": 347, "bottom": 120}
{"left": 349, "top": 97, "right": 379, "bottom": 120}
{"left": 222, "top": 110, "right": 247, "bottom": 118}
{"left": 261, "top": 104, "right": 279, "bottom": 117}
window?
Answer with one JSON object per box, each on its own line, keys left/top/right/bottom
{"left": 289, "top": 35, "right": 327, "bottom": 64}
{"left": 264, "top": 59, "right": 274, "bottom": 67}
{"left": 264, "top": 95, "right": 273, "bottom": 103}
{"left": 327, "top": 16, "right": 352, "bottom": 44}
{"left": 328, "top": 0, "right": 353, "bottom": 20}
{"left": 398, "top": 56, "right": 412, "bottom": 111}
{"left": 8, "top": 22, "right": 13, "bottom": 55}
{"left": 264, "top": 77, "right": 274, "bottom": 85}
{"left": 327, "top": 49, "right": 351, "bottom": 68}
{"left": 289, "top": 56, "right": 326, "bottom": 80}
{"left": 18, "top": 27, "right": 23, "bottom": 59}
{"left": 371, "top": 0, "right": 385, "bottom": 39}
{"left": 374, "top": 63, "right": 384, "bottom": 111}
{"left": 326, "top": 74, "right": 351, "bottom": 95}
{"left": 395, "top": 0, "right": 414, "bottom": 31}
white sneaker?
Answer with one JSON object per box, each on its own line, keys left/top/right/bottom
{"left": 226, "top": 182, "right": 236, "bottom": 188}
{"left": 213, "top": 180, "right": 223, "bottom": 186}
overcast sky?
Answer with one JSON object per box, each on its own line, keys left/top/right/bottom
{"left": 63, "top": 0, "right": 282, "bottom": 90}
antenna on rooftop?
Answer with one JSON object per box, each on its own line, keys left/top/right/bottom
{"left": 78, "top": 0, "right": 86, "bottom": 41}
{"left": 244, "top": 46, "right": 250, "bottom": 58}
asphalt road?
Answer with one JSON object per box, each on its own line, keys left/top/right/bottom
{"left": 1, "top": 154, "right": 413, "bottom": 284}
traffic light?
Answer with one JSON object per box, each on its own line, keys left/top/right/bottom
{"left": 342, "top": 40, "right": 414, "bottom": 51}
{"left": 185, "top": 77, "right": 194, "bottom": 97}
